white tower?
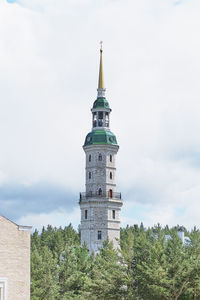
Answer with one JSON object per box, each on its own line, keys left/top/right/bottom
{"left": 79, "top": 45, "right": 123, "bottom": 253}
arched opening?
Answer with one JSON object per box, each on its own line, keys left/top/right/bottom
{"left": 89, "top": 154, "right": 91, "bottom": 162}
{"left": 89, "top": 172, "right": 91, "bottom": 179}
{"left": 98, "top": 154, "right": 102, "bottom": 161}
{"left": 93, "top": 112, "right": 97, "bottom": 127}
{"left": 109, "top": 189, "right": 113, "bottom": 198}
{"left": 98, "top": 230, "right": 102, "bottom": 240}
{"left": 98, "top": 188, "right": 102, "bottom": 196}
{"left": 110, "top": 172, "right": 112, "bottom": 180}
{"left": 105, "top": 112, "right": 109, "bottom": 127}
{"left": 98, "top": 112, "right": 103, "bottom": 127}
{"left": 110, "top": 155, "right": 112, "bottom": 162}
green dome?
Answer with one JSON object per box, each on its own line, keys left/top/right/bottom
{"left": 84, "top": 130, "right": 118, "bottom": 146}
{"left": 93, "top": 97, "right": 110, "bottom": 109}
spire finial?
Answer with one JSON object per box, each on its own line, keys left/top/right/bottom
{"left": 98, "top": 41, "right": 104, "bottom": 90}
{"left": 100, "top": 40, "right": 103, "bottom": 52}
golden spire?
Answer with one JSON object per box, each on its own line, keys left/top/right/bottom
{"left": 98, "top": 41, "right": 104, "bottom": 89}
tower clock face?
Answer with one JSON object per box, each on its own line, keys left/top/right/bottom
{"left": 109, "top": 136, "right": 114, "bottom": 142}
{"left": 87, "top": 136, "right": 91, "bottom": 142}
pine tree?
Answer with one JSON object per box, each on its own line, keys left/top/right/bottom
{"left": 87, "top": 240, "right": 129, "bottom": 300}
{"left": 59, "top": 244, "right": 93, "bottom": 299}
{"left": 31, "top": 246, "right": 59, "bottom": 300}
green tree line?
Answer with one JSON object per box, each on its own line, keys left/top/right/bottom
{"left": 31, "top": 224, "right": 200, "bottom": 300}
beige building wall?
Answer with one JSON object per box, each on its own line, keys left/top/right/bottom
{"left": 0, "top": 215, "right": 31, "bottom": 300}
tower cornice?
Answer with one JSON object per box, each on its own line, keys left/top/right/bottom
{"left": 83, "top": 143, "right": 119, "bottom": 152}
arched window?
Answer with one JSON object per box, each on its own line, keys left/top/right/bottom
{"left": 89, "top": 154, "right": 91, "bottom": 162}
{"left": 98, "top": 112, "right": 103, "bottom": 127}
{"left": 105, "top": 112, "right": 109, "bottom": 127}
{"left": 109, "top": 189, "right": 113, "bottom": 198}
{"left": 98, "top": 188, "right": 102, "bottom": 196}
{"left": 110, "top": 155, "right": 112, "bottom": 162}
{"left": 112, "top": 210, "right": 115, "bottom": 219}
{"left": 93, "top": 112, "right": 97, "bottom": 127}
{"left": 98, "top": 154, "right": 102, "bottom": 161}
{"left": 110, "top": 172, "right": 112, "bottom": 180}
{"left": 98, "top": 120, "right": 103, "bottom": 127}
{"left": 89, "top": 172, "right": 91, "bottom": 179}
{"left": 98, "top": 230, "right": 102, "bottom": 240}
{"left": 85, "top": 210, "right": 88, "bottom": 219}
{"left": 98, "top": 112, "right": 103, "bottom": 119}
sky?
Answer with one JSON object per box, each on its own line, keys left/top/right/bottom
{"left": 1, "top": 0, "right": 200, "bottom": 231}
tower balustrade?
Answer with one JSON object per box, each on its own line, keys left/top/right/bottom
{"left": 79, "top": 191, "right": 122, "bottom": 202}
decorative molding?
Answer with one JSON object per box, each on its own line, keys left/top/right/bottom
{"left": 18, "top": 225, "right": 32, "bottom": 232}
{"left": 97, "top": 88, "right": 106, "bottom": 98}
{"left": 81, "top": 227, "right": 120, "bottom": 231}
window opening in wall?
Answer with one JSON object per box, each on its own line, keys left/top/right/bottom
{"left": 98, "top": 188, "right": 102, "bottom": 196}
{"left": 93, "top": 112, "right": 97, "bottom": 127}
{"left": 98, "top": 112, "right": 103, "bottom": 127}
{"left": 85, "top": 210, "right": 88, "bottom": 219}
{"left": 0, "top": 281, "right": 5, "bottom": 300}
{"left": 110, "top": 155, "right": 112, "bottom": 162}
{"left": 110, "top": 172, "right": 112, "bottom": 180}
{"left": 112, "top": 210, "right": 115, "bottom": 219}
{"left": 89, "top": 172, "right": 91, "bottom": 179}
{"left": 98, "top": 154, "right": 102, "bottom": 161}
{"left": 98, "top": 120, "right": 103, "bottom": 126}
{"left": 89, "top": 154, "right": 91, "bottom": 162}
{"left": 109, "top": 189, "right": 113, "bottom": 198}
{"left": 105, "top": 112, "right": 109, "bottom": 127}
{"left": 99, "top": 112, "right": 103, "bottom": 119}
{"left": 98, "top": 230, "right": 102, "bottom": 240}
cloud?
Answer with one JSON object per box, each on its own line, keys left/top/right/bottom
{"left": 17, "top": 207, "right": 80, "bottom": 231}
{"left": 0, "top": 182, "right": 76, "bottom": 222}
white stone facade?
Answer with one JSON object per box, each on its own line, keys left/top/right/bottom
{"left": 80, "top": 197, "right": 122, "bottom": 252}
{"left": 80, "top": 143, "right": 123, "bottom": 253}
{"left": 84, "top": 145, "right": 118, "bottom": 196}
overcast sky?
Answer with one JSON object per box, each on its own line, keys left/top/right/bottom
{"left": 1, "top": 0, "right": 200, "bottom": 231}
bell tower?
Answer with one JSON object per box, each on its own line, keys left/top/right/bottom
{"left": 79, "top": 44, "right": 123, "bottom": 253}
